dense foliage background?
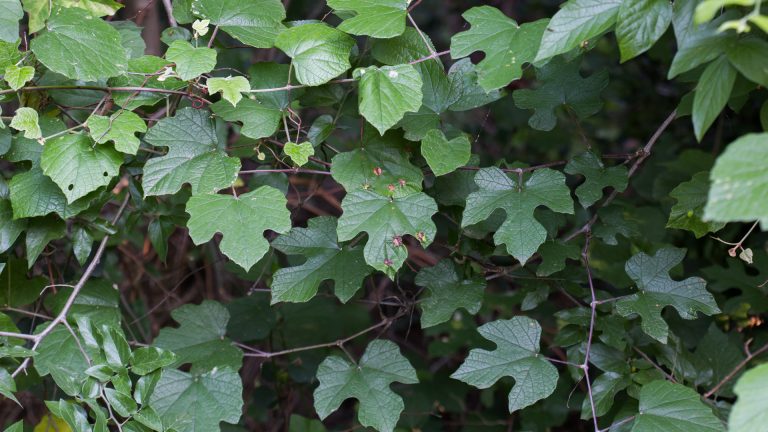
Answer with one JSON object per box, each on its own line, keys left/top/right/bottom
{"left": 0, "top": 0, "right": 767, "bottom": 431}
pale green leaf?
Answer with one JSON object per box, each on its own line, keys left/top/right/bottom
{"left": 729, "top": 363, "right": 768, "bottom": 432}
{"left": 451, "top": 6, "right": 548, "bottom": 91}
{"left": 4, "top": 64, "right": 34, "bottom": 90}
{"left": 186, "top": 186, "right": 291, "bottom": 271}
{"left": 314, "top": 340, "right": 418, "bottom": 432}
{"left": 24, "top": 0, "right": 122, "bottom": 32}
{"left": 355, "top": 64, "right": 423, "bottom": 135}
{"left": 693, "top": 56, "right": 736, "bottom": 141}
{"left": 88, "top": 111, "right": 147, "bottom": 155}
{"left": 10, "top": 107, "right": 41, "bottom": 139}
{"left": 143, "top": 108, "right": 241, "bottom": 196}
{"left": 564, "top": 151, "right": 628, "bottom": 208}
{"left": 327, "top": 0, "right": 408, "bottom": 39}
{"left": 415, "top": 260, "right": 484, "bottom": 328}
{"left": 694, "top": 0, "right": 755, "bottom": 24}
{"left": 450, "top": 317, "right": 559, "bottom": 412}
{"left": 207, "top": 76, "right": 250, "bottom": 106}
{"left": 165, "top": 40, "right": 216, "bottom": 81}
{"left": 271, "top": 216, "right": 372, "bottom": 303}
{"left": 461, "top": 167, "right": 573, "bottom": 264}
{"left": 275, "top": 23, "right": 355, "bottom": 87}
{"left": 284, "top": 141, "right": 314, "bottom": 167}
{"left": 0, "top": 0, "right": 22, "bottom": 43}
{"left": 211, "top": 99, "right": 281, "bottom": 139}
{"left": 30, "top": 8, "right": 128, "bottom": 81}
{"left": 421, "top": 129, "right": 470, "bottom": 176}
{"left": 535, "top": 0, "right": 622, "bottom": 62}
{"left": 191, "top": 0, "right": 286, "bottom": 48}
{"left": 631, "top": 381, "right": 724, "bottom": 432}
{"left": 667, "top": 172, "right": 725, "bottom": 238}
{"left": 615, "top": 0, "right": 673, "bottom": 62}
{"left": 615, "top": 248, "right": 720, "bottom": 344}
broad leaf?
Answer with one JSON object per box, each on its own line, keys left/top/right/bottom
{"left": 615, "top": 0, "right": 673, "bottom": 62}
{"left": 0, "top": 200, "right": 24, "bottom": 254}
{"left": 615, "top": 248, "right": 720, "bottom": 343}
{"left": 40, "top": 133, "right": 122, "bottom": 203}
{"left": 451, "top": 6, "right": 548, "bottom": 91}
{"left": 355, "top": 64, "right": 423, "bottom": 135}
{"left": 461, "top": 167, "right": 573, "bottom": 264}
{"left": 667, "top": 172, "right": 725, "bottom": 238}
{"left": 24, "top": 0, "right": 123, "bottom": 33}
{"left": 271, "top": 216, "right": 372, "bottom": 303}
{"left": 186, "top": 186, "right": 291, "bottom": 271}
{"left": 191, "top": 0, "right": 286, "bottom": 48}
{"left": 88, "top": 111, "right": 147, "bottom": 155}
{"left": 165, "top": 40, "right": 216, "bottom": 81}
{"left": 9, "top": 167, "right": 98, "bottom": 219}
{"left": 9, "top": 107, "right": 41, "bottom": 139}
{"left": 0, "top": 257, "right": 46, "bottom": 307}
{"left": 275, "top": 23, "right": 355, "bottom": 87}
{"left": 327, "top": 0, "right": 408, "bottom": 39}
{"left": 729, "top": 363, "right": 768, "bottom": 432}
{"left": 535, "top": 0, "right": 622, "bottom": 62}
{"left": 30, "top": 8, "right": 128, "bottom": 81}
{"left": 207, "top": 76, "right": 249, "bottom": 106}
{"left": 415, "top": 260, "right": 484, "bottom": 328}
{"left": 283, "top": 141, "right": 314, "bottom": 167}
{"left": 421, "top": 129, "right": 470, "bottom": 177}
{"left": 537, "top": 240, "right": 580, "bottom": 277}
{"left": 211, "top": 99, "right": 281, "bottom": 140}
{"left": 314, "top": 340, "right": 418, "bottom": 432}
{"left": 693, "top": 56, "right": 736, "bottom": 141}
{"left": 727, "top": 37, "right": 768, "bottom": 87}
{"left": 513, "top": 57, "right": 608, "bottom": 131}
{"left": 4, "top": 64, "right": 34, "bottom": 90}
{"left": 564, "top": 151, "right": 628, "bottom": 208}
{"left": 143, "top": 108, "right": 241, "bottom": 196}
{"left": 337, "top": 189, "right": 437, "bottom": 276}
{"left": 632, "top": 381, "right": 724, "bottom": 432}
{"left": 0, "top": 0, "right": 22, "bottom": 43}
{"left": 154, "top": 300, "right": 242, "bottom": 371}
{"left": 668, "top": 0, "right": 737, "bottom": 78}
{"left": 451, "top": 317, "right": 559, "bottom": 412}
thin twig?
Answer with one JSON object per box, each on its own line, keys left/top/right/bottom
{"left": 704, "top": 340, "right": 768, "bottom": 398}
{"left": 581, "top": 232, "right": 600, "bottom": 432}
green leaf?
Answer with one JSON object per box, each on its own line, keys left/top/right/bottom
{"left": 271, "top": 216, "right": 372, "bottom": 304}
{"left": 8, "top": 167, "right": 98, "bottom": 219}
{"left": 134, "top": 406, "right": 163, "bottom": 432}
{"left": 3, "top": 421, "right": 22, "bottom": 432}
{"left": 667, "top": 172, "right": 725, "bottom": 238}
{"left": 30, "top": 8, "right": 128, "bottom": 81}
{"left": 207, "top": 76, "right": 250, "bottom": 106}
{"left": 615, "top": 0, "right": 672, "bottom": 62}
{"left": 534, "top": 0, "right": 622, "bottom": 62}
{"left": 337, "top": 189, "right": 437, "bottom": 276}
{"left": 49, "top": 281, "right": 120, "bottom": 326}
{"left": 191, "top": 0, "right": 286, "bottom": 48}
{"left": 314, "top": 340, "right": 418, "bottom": 432}
{"left": 4, "top": 64, "right": 34, "bottom": 90}
{"left": 726, "top": 37, "right": 768, "bottom": 87}
{"left": 134, "top": 370, "right": 160, "bottom": 405}
{"left": 355, "top": 64, "right": 423, "bottom": 135}
{"left": 40, "top": 133, "right": 122, "bottom": 203}
{"left": 327, "top": 0, "right": 408, "bottom": 39}
{"left": 0, "top": 257, "right": 47, "bottom": 307}
{"left": 111, "top": 20, "right": 145, "bottom": 59}
{"left": 0, "top": 368, "right": 19, "bottom": 405}
{"left": 615, "top": 248, "right": 720, "bottom": 343}
{"left": 693, "top": 56, "right": 736, "bottom": 141}
{"left": 108, "top": 55, "right": 186, "bottom": 110}
{"left": 211, "top": 99, "right": 281, "bottom": 140}
{"left": 186, "top": 186, "right": 291, "bottom": 271}
{"left": 421, "top": 129, "right": 470, "bottom": 176}
{"left": 632, "top": 381, "right": 724, "bottom": 432}
{"left": 513, "top": 57, "right": 608, "bottom": 131}
{"left": 100, "top": 325, "right": 132, "bottom": 368}
{"left": 25, "top": 0, "right": 122, "bottom": 32}
{"left": 165, "top": 40, "right": 216, "bottom": 81}
{"left": 704, "top": 133, "right": 768, "bottom": 227}
{"left": 729, "top": 363, "right": 768, "bottom": 432}
{"left": 284, "top": 141, "right": 314, "bottom": 167}
{"left": 151, "top": 367, "right": 243, "bottom": 432}
{"left": 450, "top": 317, "right": 559, "bottom": 412}
{"left": 307, "top": 115, "right": 334, "bottom": 146}
{"left": 668, "top": 0, "right": 737, "bottom": 78}
{"left": 415, "top": 260, "right": 484, "bottom": 328}
{"left": 275, "top": 23, "right": 355, "bottom": 87}
{"left": 446, "top": 58, "right": 503, "bottom": 111}
{"left": 0, "top": 199, "right": 24, "bottom": 254}
{"left": 131, "top": 347, "right": 177, "bottom": 376}
{"left": 10, "top": 107, "right": 41, "bottom": 139}
{"left": 154, "top": 300, "right": 242, "bottom": 371}
{"left": 104, "top": 388, "right": 138, "bottom": 417}
{"left": 0, "top": 0, "right": 22, "bottom": 43}
{"left": 536, "top": 240, "right": 581, "bottom": 277}
{"left": 461, "top": 167, "right": 573, "bottom": 264}
{"left": 581, "top": 372, "right": 630, "bottom": 419}
{"left": 25, "top": 216, "right": 65, "bottom": 265}
{"left": 143, "top": 108, "right": 240, "bottom": 196}
{"left": 88, "top": 111, "right": 147, "bottom": 155}
{"left": 451, "top": 6, "right": 548, "bottom": 91}
{"left": 564, "top": 151, "right": 628, "bottom": 208}
{"left": 34, "top": 324, "right": 90, "bottom": 396}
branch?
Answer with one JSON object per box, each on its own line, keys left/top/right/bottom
{"left": 0, "top": 86, "right": 210, "bottom": 104}
{"left": 581, "top": 231, "right": 600, "bottom": 432}
{"left": 704, "top": 340, "right": 768, "bottom": 398}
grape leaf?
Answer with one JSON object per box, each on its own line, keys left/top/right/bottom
{"left": 461, "top": 167, "right": 573, "bottom": 264}
{"left": 275, "top": 23, "right": 355, "bottom": 87}
{"left": 704, "top": 133, "right": 768, "bottom": 228}
{"left": 211, "top": 99, "right": 281, "bottom": 140}
{"left": 535, "top": 0, "right": 622, "bottom": 62}
{"left": 337, "top": 189, "right": 437, "bottom": 277}
{"left": 30, "top": 8, "right": 128, "bottom": 81}
{"left": 271, "top": 216, "right": 372, "bottom": 304}
{"left": 632, "top": 381, "right": 725, "bottom": 432}
{"left": 186, "top": 186, "right": 291, "bottom": 271}
{"left": 9, "top": 107, "right": 41, "bottom": 139}
{"left": 153, "top": 300, "right": 242, "bottom": 371}
{"left": 143, "top": 108, "right": 241, "bottom": 196}
{"left": 354, "top": 64, "right": 423, "bottom": 135}
{"left": 0, "top": 0, "right": 22, "bottom": 43}
{"left": 40, "top": 133, "right": 122, "bottom": 203}
{"left": 191, "top": 0, "right": 285, "bottom": 48}
{"left": 151, "top": 367, "right": 243, "bottom": 432}
{"left": 729, "top": 363, "right": 768, "bottom": 432}
{"left": 615, "top": 0, "right": 673, "bottom": 62}
{"left": 667, "top": 172, "right": 725, "bottom": 238}
{"left": 283, "top": 141, "right": 314, "bottom": 167}
{"left": 693, "top": 56, "right": 736, "bottom": 141}
{"left": 3, "top": 64, "right": 34, "bottom": 90}
{"left": 513, "top": 57, "right": 609, "bottom": 131}
{"left": 451, "top": 6, "right": 548, "bottom": 92}
{"left": 415, "top": 260, "right": 484, "bottom": 328}
{"left": 564, "top": 151, "right": 628, "bottom": 208}
{"left": 9, "top": 167, "right": 99, "bottom": 219}
{"left": 24, "top": 0, "right": 123, "bottom": 33}
{"left": 327, "top": 0, "right": 408, "bottom": 39}
{"left": 421, "top": 129, "right": 470, "bottom": 177}
{"left": 615, "top": 248, "right": 720, "bottom": 344}
{"left": 537, "top": 240, "right": 581, "bottom": 277}
{"left": 314, "top": 340, "right": 418, "bottom": 432}
{"left": 88, "top": 111, "right": 147, "bottom": 155}
{"left": 165, "top": 40, "right": 216, "bottom": 80}
{"left": 207, "top": 76, "right": 250, "bottom": 106}
{"left": 450, "top": 317, "right": 559, "bottom": 413}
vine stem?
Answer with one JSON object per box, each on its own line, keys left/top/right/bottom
{"left": 0, "top": 86, "right": 210, "bottom": 104}
{"left": 704, "top": 340, "right": 768, "bottom": 398}
{"left": 581, "top": 231, "right": 600, "bottom": 432}
{"left": 10, "top": 193, "right": 131, "bottom": 378}
{"left": 239, "top": 168, "right": 331, "bottom": 176}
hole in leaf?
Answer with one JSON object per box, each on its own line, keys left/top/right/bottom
{"left": 103, "top": 171, "right": 109, "bottom": 177}
{"left": 67, "top": 184, "right": 74, "bottom": 191}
